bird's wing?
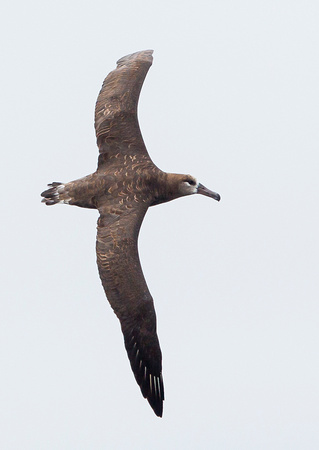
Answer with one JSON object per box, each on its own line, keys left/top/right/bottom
{"left": 95, "top": 50, "right": 154, "bottom": 169}
{"left": 96, "top": 201, "right": 164, "bottom": 417}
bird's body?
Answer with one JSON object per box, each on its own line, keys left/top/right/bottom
{"left": 41, "top": 50, "right": 220, "bottom": 417}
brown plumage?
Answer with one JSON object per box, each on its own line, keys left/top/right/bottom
{"left": 41, "top": 50, "right": 220, "bottom": 417}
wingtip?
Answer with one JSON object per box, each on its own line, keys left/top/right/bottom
{"left": 151, "top": 394, "right": 163, "bottom": 417}
{"left": 124, "top": 331, "right": 164, "bottom": 417}
{"left": 145, "top": 372, "right": 164, "bottom": 418}
{"left": 116, "top": 50, "right": 154, "bottom": 67}
{"left": 152, "top": 402, "right": 163, "bottom": 418}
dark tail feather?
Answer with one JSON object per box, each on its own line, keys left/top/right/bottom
{"left": 41, "top": 182, "right": 65, "bottom": 206}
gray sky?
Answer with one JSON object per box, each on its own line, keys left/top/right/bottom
{"left": 1, "top": 0, "right": 319, "bottom": 448}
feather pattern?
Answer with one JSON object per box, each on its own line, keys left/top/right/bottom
{"left": 41, "top": 50, "right": 220, "bottom": 418}
{"left": 95, "top": 50, "right": 154, "bottom": 169}
{"left": 96, "top": 202, "right": 164, "bottom": 416}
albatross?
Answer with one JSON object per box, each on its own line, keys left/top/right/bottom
{"left": 41, "top": 50, "right": 220, "bottom": 417}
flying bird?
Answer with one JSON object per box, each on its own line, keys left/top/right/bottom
{"left": 41, "top": 50, "right": 220, "bottom": 417}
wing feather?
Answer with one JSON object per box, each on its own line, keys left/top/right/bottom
{"left": 95, "top": 50, "right": 153, "bottom": 168}
{"left": 96, "top": 203, "right": 164, "bottom": 417}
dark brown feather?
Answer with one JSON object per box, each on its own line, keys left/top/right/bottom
{"left": 96, "top": 202, "right": 164, "bottom": 416}
{"left": 95, "top": 50, "right": 153, "bottom": 169}
{"left": 41, "top": 50, "right": 220, "bottom": 417}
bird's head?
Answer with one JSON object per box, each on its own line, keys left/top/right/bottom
{"left": 176, "top": 174, "right": 221, "bottom": 201}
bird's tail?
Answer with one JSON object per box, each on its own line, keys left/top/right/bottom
{"left": 41, "top": 182, "right": 70, "bottom": 206}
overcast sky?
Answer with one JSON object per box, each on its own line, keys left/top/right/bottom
{"left": 1, "top": 1, "right": 319, "bottom": 449}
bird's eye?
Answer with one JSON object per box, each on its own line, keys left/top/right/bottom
{"left": 187, "top": 180, "right": 196, "bottom": 186}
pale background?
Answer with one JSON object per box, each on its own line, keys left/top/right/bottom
{"left": 1, "top": 1, "right": 318, "bottom": 449}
